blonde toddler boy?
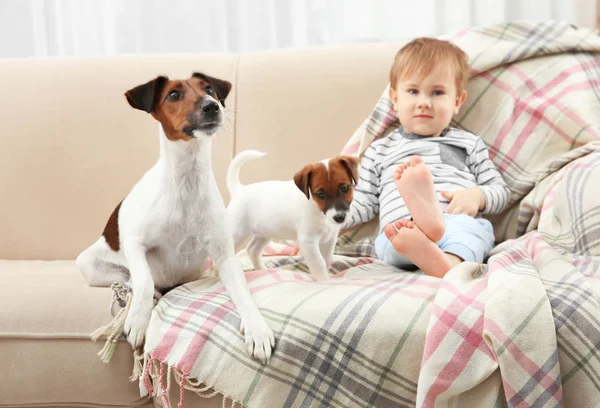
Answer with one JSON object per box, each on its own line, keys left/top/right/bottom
{"left": 344, "top": 38, "right": 510, "bottom": 278}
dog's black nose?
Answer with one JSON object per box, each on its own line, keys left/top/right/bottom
{"left": 201, "top": 100, "right": 219, "bottom": 113}
{"left": 333, "top": 213, "right": 346, "bottom": 223}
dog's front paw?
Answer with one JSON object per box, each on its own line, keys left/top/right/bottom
{"left": 124, "top": 306, "right": 152, "bottom": 349}
{"left": 240, "top": 315, "right": 275, "bottom": 364}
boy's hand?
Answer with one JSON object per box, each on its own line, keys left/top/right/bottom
{"left": 441, "top": 187, "right": 485, "bottom": 217}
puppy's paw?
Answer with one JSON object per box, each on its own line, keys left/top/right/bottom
{"left": 312, "top": 273, "right": 331, "bottom": 282}
{"left": 241, "top": 315, "right": 275, "bottom": 364}
{"left": 124, "top": 306, "right": 152, "bottom": 349}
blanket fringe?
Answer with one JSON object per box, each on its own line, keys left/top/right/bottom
{"left": 93, "top": 284, "right": 243, "bottom": 407}
{"left": 134, "top": 353, "right": 244, "bottom": 408}
{"left": 90, "top": 291, "right": 132, "bottom": 363}
{"left": 158, "top": 362, "right": 172, "bottom": 408}
{"left": 92, "top": 282, "right": 159, "bottom": 365}
{"left": 130, "top": 348, "right": 145, "bottom": 382}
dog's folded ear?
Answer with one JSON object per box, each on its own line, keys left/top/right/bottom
{"left": 293, "top": 165, "right": 313, "bottom": 200}
{"left": 125, "top": 76, "right": 169, "bottom": 113}
{"left": 193, "top": 72, "right": 232, "bottom": 107}
{"left": 338, "top": 156, "right": 360, "bottom": 184}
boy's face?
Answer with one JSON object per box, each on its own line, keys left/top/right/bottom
{"left": 389, "top": 65, "right": 467, "bottom": 137}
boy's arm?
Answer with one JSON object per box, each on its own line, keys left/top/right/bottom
{"left": 343, "top": 146, "right": 381, "bottom": 229}
{"left": 468, "top": 137, "right": 511, "bottom": 214}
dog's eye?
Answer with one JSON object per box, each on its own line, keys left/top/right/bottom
{"left": 315, "top": 191, "right": 326, "bottom": 200}
{"left": 340, "top": 185, "right": 350, "bottom": 194}
{"left": 205, "top": 86, "right": 215, "bottom": 97}
{"left": 167, "top": 90, "right": 181, "bottom": 101}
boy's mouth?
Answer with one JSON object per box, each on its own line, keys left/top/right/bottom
{"left": 414, "top": 114, "right": 433, "bottom": 119}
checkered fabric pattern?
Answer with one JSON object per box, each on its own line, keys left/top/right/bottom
{"left": 138, "top": 21, "right": 600, "bottom": 407}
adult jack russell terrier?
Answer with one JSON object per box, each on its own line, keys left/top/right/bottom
{"left": 76, "top": 73, "right": 274, "bottom": 363}
{"left": 226, "top": 151, "right": 359, "bottom": 281}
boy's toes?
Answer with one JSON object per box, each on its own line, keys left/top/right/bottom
{"left": 396, "top": 218, "right": 413, "bottom": 229}
{"left": 384, "top": 223, "right": 400, "bottom": 240}
{"left": 395, "top": 162, "right": 411, "bottom": 179}
{"left": 409, "top": 155, "right": 424, "bottom": 167}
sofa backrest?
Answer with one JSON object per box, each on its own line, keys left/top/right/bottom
{"left": 0, "top": 42, "right": 403, "bottom": 260}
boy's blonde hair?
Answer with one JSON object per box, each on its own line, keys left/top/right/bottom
{"left": 390, "top": 37, "right": 469, "bottom": 94}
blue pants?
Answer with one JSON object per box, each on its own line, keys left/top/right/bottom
{"left": 374, "top": 214, "right": 495, "bottom": 269}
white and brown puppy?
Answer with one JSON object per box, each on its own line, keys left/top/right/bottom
{"left": 76, "top": 73, "right": 274, "bottom": 363}
{"left": 226, "top": 151, "right": 359, "bottom": 281}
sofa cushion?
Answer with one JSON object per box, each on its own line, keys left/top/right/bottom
{"left": 0, "top": 260, "right": 150, "bottom": 407}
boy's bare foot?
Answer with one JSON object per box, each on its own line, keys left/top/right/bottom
{"left": 394, "top": 156, "right": 445, "bottom": 242}
{"left": 383, "top": 219, "right": 459, "bottom": 279}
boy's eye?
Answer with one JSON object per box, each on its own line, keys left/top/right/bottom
{"left": 407, "top": 89, "right": 418, "bottom": 95}
{"left": 315, "top": 191, "right": 326, "bottom": 200}
{"left": 432, "top": 90, "right": 444, "bottom": 96}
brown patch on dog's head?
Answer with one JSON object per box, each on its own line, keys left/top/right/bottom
{"left": 124, "top": 72, "right": 232, "bottom": 141}
{"left": 293, "top": 164, "right": 312, "bottom": 200}
{"left": 293, "top": 155, "right": 359, "bottom": 224}
{"left": 336, "top": 156, "right": 359, "bottom": 184}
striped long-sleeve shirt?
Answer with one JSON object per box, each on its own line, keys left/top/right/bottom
{"left": 345, "top": 126, "right": 511, "bottom": 233}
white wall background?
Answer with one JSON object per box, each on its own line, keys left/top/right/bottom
{"left": 0, "top": 0, "right": 597, "bottom": 58}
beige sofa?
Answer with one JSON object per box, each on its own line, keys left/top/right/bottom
{"left": 0, "top": 41, "right": 404, "bottom": 407}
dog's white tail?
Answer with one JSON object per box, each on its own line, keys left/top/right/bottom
{"left": 226, "top": 150, "right": 267, "bottom": 197}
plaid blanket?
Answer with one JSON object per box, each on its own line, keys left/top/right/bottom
{"left": 129, "top": 21, "right": 600, "bottom": 408}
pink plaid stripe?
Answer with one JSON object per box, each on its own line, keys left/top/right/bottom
{"left": 423, "top": 315, "right": 489, "bottom": 406}
{"left": 486, "top": 319, "right": 563, "bottom": 405}
{"left": 422, "top": 279, "right": 490, "bottom": 366}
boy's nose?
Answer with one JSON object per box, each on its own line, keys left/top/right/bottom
{"left": 417, "top": 99, "right": 431, "bottom": 109}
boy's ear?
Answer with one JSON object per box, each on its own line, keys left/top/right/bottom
{"left": 454, "top": 90, "right": 467, "bottom": 115}
{"left": 388, "top": 86, "right": 398, "bottom": 110}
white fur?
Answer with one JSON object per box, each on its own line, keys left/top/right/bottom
{"left": 77, "top": 111, "right": 274, "bottom": 363}
{"left": 226, "top": 150, "right": 347, "bottom": 281}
